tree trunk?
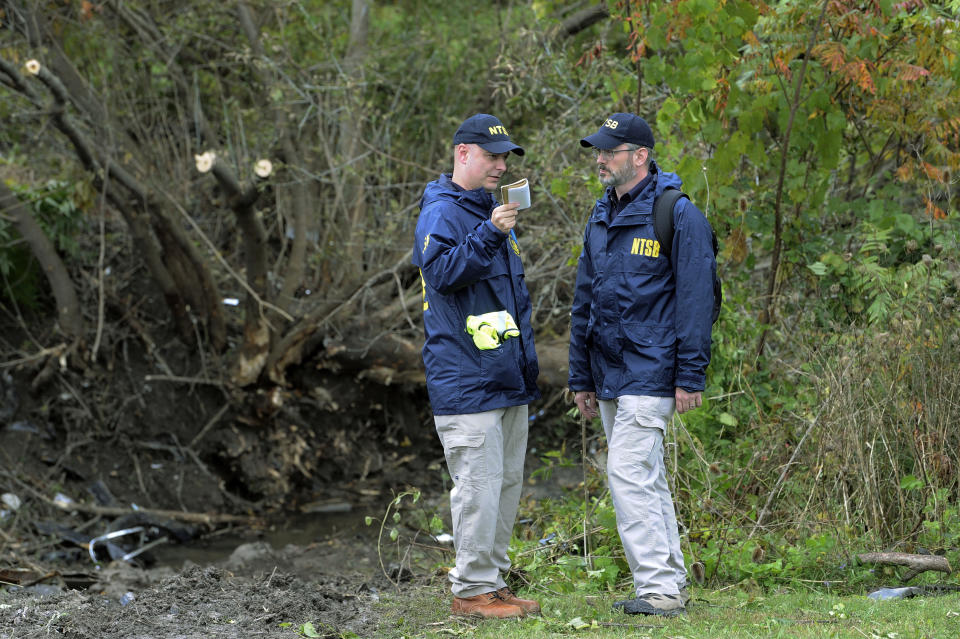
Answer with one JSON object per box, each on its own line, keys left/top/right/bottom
{"left": 755, "top": 0, "right": 829, "bottom": 361}
{"left": 0, "top": 181, "right": 83, "bottom": 339}
{"left": 336, "top": 0, "right": 370, "bottom": 286}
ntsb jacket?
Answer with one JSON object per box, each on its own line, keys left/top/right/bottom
{"left": 413, "top": 174, "right": 541, "bottom": 416}
{"left": 568, "top": 163, "right": 715, "bottom": 400}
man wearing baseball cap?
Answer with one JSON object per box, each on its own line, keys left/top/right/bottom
{"left": 568, "top": 113, "right": 718, "bottom": 617}
{"left": 412, "top": 114, "right": 541, "bottom": 619}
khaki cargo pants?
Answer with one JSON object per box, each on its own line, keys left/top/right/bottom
{"left": 598, "top": 395, "right": 687, "bottom": 596}
{"left": 435, "top": 405, "right": 528, "bottom": 598}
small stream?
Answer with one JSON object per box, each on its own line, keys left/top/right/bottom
{"left": 148, "top": 454, "right": 583, "bottom": 571}
{"left": 150, "top": 506, "right": 380, "bottom": 568}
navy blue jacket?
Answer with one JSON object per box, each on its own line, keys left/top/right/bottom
{"left": 413, "top": 174, "right": 540, "bottom": 415}
{"left": 568, "top": 163, "right": 715, "bottom": 399}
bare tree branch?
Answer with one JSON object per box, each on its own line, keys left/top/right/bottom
{"left": 556, "top": 3, "right": 609, "bottom": 40}
{"left": 0, "top": 181, "right": 83, "bottom": 339}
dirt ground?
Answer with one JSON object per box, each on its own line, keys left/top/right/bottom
{"left": 0, "top": 371, "right": 575, "bottom": 639}
{"left": 1, "top": 370, "right": 437, "bottom": 638}
{"left": 0, "top": 459, "right": 449, "bottom": 639}
{"left": 1, "top": 545, "right": 397, "bottom": 638}
{"left": 0, "top": 452, "right": 575, "bottom": 639}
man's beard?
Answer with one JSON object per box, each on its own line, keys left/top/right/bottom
{"left": 599, "top": 161, "right": 634, "bottom": 188}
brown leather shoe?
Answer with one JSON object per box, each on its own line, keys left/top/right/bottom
{"left": 451, "top": 592, "right": 525, "bottom": 619}
{"left": 496, "top": 587, "right": 541, "bottom": 614}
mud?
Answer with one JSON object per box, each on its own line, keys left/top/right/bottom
{"left": 0, "top": 329, "right": 576, "bottom": 639}
{"left": 0, "top": 405, "right": 441, "bottom": 638}
{"left": 0, "top": 500, "right": 440, "bottom": 638}
{"left": 0, "top": 447, "right": 579, "bottom": 639}
{"left": 1, "top": 562, "right": 383, "bottom": 638}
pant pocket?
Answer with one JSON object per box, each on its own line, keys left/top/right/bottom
{"left": 438, "top": 431, "right": 490, "bottom": 551}
{"left": 632, "top": 395, "right": 674, "bottom": 432}
{"left": 440, "top": 432, "right": 487, "bottom": 484}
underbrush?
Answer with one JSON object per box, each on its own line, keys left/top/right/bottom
{"left": 371, "top": 312, "right": 960, "bottom": 602}
{"left": 505, "top": 297, "right": 960, "bottom": 597}
{"left": 368, "top": 227, "right": 960, "bottom": 603}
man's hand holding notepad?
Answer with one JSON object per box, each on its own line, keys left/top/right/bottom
{"left": 501, "top": 178, "right": 531, "bottom": 209}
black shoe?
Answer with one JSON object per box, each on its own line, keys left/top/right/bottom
{"left": 614, "top": 592, "right": 686, "bottom": 617}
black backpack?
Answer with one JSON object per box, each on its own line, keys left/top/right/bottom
{"left": 653, "top": 187, "right": 722, "bottom": 324}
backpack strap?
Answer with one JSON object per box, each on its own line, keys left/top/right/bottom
{"left": 653, "top": 187, "right": 687, "bottom": 260}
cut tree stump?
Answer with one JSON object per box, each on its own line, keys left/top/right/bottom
{"left": 857, "top": 552, "right": 953, "bottom": 582}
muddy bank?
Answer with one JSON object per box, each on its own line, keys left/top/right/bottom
{"left": 1, "top": 441, "right": 581, "bottom": 639}
{"left": 0, "top": 472, "right": 579, "bottom": 638}
{"left": 1, "top": 337, "right": 578, "bottom": 639}
{"left": 0, "top": 507, "right": 436, "bottom": 638}
{"left": 2, "top": 563, "right": 383, "bottom": 638}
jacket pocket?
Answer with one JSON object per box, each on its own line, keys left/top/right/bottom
{"left": 621, "top": 323, "right": 677, "bottom": 385}
{"left": 478, "top": 340, "right": 525, "bottom": 393}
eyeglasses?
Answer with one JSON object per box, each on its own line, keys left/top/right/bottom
{"left": 593, "top": 147, "right": 635, "bottom": 161}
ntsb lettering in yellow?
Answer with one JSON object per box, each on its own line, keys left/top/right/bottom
{"left": 630, "top": 237, "right": 660, "bottom": 258}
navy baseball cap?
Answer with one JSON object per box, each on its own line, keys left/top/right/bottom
{"left": 580, "top": 113, "right": 655, "bottom": 150}
{"left": 453, "top": 113, "right": 525, "bottom": 156}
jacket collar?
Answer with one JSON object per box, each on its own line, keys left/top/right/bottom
{"left": 592, "top": 161, "right": 683, "bottom": 227}
{"left": 594, "top": 163, "right": 659, "bottom": 226}
{"left": 421, "top": 174, "right": 495, "bottom": 220}
{"left": 442, "top": 174, "right": 495, "bottom": 216}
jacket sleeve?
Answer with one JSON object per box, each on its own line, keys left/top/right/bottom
{"left": 415, "top": 202, "right": 506, "bottom": 295}
{"left": 567, "top": 223, "right": 595, "bottom": 392}
{"left": 671, "top": 199, "right": 716, "bottom": 392}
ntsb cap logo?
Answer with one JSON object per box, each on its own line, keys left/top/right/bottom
{"left": 488, "top": 125, "right": 509, "bottom": 136}
{"left": 603, "top": 119, "right": 620, "bottom": 129}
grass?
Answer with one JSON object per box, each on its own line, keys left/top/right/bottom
{"left": 374, "top": 583, "right": 960, "bottom": 638}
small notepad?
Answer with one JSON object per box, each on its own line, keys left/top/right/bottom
{"left": 501, "top": 178, "right": 531, "bottom": 209}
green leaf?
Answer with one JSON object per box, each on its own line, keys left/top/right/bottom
{"left": 685, "top": 100, "right": 706, "bottom": 124}
{"left": 389, "top": 528, "right": 399, "bottom": 541}
{"left": 659, "top": 97, "right": 682, "bottom": 119}
{"left": 300, "top": 621, "right": 321, "bottom": 638}
{"left": 566, "top": 616, "right": 591, "bottom": 630}
{"left": 550, "top": 176, "right": 569, "bottom": 199}
{"left": 718, "top": 412, "right": 738, "bottom": 426}
{"left": 900, "top": 474, "right": 924, "bottom": 491}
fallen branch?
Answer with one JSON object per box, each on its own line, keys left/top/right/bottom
{"left": 52, "top": 501, "right": 259, "bottom": 527}
{"left": 857, "top": 552, "right": 953, "bottom": 582}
